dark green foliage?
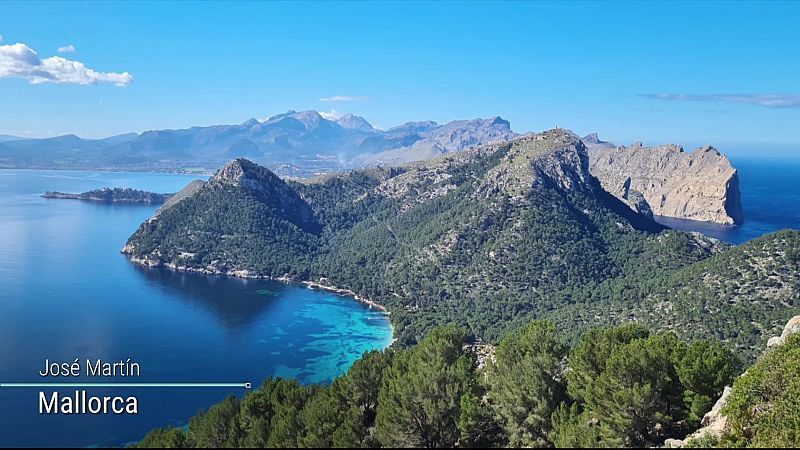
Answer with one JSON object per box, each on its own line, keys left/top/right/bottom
{"left": 134, "top": 322, "right": 794, "bottom": 449}
{"left": 296, "top": 388, "right": 341, "bottom": 447}
{"left": 125, "top": 135, "right": 800, "bottom": 447}
{"left": 43, "top": 187, "right": 173, "bottom": 203}
{"left": 375, "top": 326, "right": 478, "bottom": 447}
{"left": 488, "top": 321, "right": 567, "bottom": 447}
{"left": 187, "top": 395, "right": 242, "bottom": 448}
{"left": 550, "top": 403, "right": 603, "bottom": 448}
{"left": 565, "top": 323, "right": 650, "bottom": 406}
{"left": 585, "top": 334, "right": 685, "bottom": 446}
{"left": 134, "top": 426, "right": 188, "bottom": 448}
{"left": 722, "top": 333, "right": 800, "bottom": 447}
{"left": 131, "top": 346, "right": 393, "bottom": 449}
{"left": 561, "top": 325, "right": 739, "bottom": 447}
{"left": 674, "top": 341, "right": 742, "bottom": 424}
{"left": 457, "top": 392, "right": 499, "bottom": 448}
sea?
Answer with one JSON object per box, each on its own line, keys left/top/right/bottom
{"left": 0, "top": 169, "right": 393, "bottom": 447}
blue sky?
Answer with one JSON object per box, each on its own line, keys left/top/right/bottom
{"left": 1, "top": 1, "right": 799, "bottom": 150}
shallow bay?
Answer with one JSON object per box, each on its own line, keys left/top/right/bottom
{"left": 0, "top": 169, "right": 392, "bottom": 447}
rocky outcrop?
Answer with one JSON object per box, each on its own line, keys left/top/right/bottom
{"left": 766, "top": 315, "right": 800, "bottom": 348}
{"left": 122, "top": 158, "right": 320, "bottom": 266}
{"left": 581, "top": 132, "right": 615, "bottom": 151}
{"left": 588, "top": 142, "right": 743, "bottom": 225}
{"left": 667, "top": 315, "right": 800, "bottom": 447}
{"left": 625, "top": 190, "right": 655, "bottom": 220}
{"left": 208, "top": 158, "right": 317, "bottom": 225}
{"left": 474, "top": 131, "right": 593, "bottom": 199}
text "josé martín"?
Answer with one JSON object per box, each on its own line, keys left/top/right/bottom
{"left": 39, "top": 358, "right": 141, "bottom": 377}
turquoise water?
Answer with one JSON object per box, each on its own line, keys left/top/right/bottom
{"left": 0, "top": 170, "right": 393, "bottom": 448}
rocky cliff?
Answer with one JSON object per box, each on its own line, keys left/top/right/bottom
{"left": 587, "top": 141, "right": 743, "bottom": 225}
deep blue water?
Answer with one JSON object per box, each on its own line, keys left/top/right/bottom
{"left": 654, "top": 156, "right": 800, "bottom": 244}
{"left": 0, "top": 170, "right": 393, "bottom": 448}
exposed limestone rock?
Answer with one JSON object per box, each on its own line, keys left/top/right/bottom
{"left": 664, "top": 385, "right": 731, "bottom": 448}
{"left": 371, "top": 130, "right": 595, "bottom": 211}
{"left": 587, "top": 142, "right": 743, "bottom": 225}
{"left": 207, "top": 158, "right": 317, "bottom": 225}
{"left": 466, "top": 342, "right": 496, "bottom": 370}
{"left": 624, "top": 189, "right": 654, "bottom": 220}
{"left": 477, "top": 130, "right": 594, "bottom": 200}
{"left": 766, "top": 315, "right": 800, "bottom": 348}
{"left": 668, "top": 315, "right": 800, "bottom": 447}
{"left": 356, "top": 116, "right": 519, "bottom": 167}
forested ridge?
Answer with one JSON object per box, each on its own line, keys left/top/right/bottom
{"left": 124, "top": 129, "right": 800, "bottom": 357}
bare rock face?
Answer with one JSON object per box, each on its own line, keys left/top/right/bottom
{"left": 624, "top": 189, "right": 654, "bottom": 220}
{"left": 587, "top": 142, "right": 743, "bottom": 225}
{"left": 767, "top": 315, "right": 800, "bottom": 348}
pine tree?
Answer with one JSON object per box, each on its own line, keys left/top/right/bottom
{"left": 487, "top": 320, "right": 567, "bottom": 447}
{"left": 375, "top": 326, "right": 477, "bottom": 447}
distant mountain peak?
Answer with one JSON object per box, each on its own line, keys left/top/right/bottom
{"left": 263, "top": 110, "right": 298, "bottom": 124}
{"left": 581, "top": 132, "right": 616, "bottom": 150}
{"left": 293, "top": 110, "right": 322, "bottom": 120}
{"left": 336, "top": 113, "right": 374, "bottom": 131}
{"left": 583, "top": 132, "right": 601, "bottom": 143}
{"left": 487, "top": 116, "right": 511, "bottom": 127}
{"left": 0, "top": 110, "right": 523, "bottom": 176}
{"left": 388, "top": 120, "right": 439, "bottom": 133}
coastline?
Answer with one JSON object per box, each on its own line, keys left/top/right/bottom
{"left": 0, "top": 166, "right": 214, "bottom": 176}
{"left": 124, "top": 251, "right": 395, "bottom": 340}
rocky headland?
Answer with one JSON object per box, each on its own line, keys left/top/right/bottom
{"left": 585, "top": 137, "right": 743, "bottom": 225}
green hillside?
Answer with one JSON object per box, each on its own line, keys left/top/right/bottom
{"left": 124, "top": 130, "right": 800, "bottom": 356}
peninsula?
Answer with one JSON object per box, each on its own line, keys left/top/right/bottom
{"left": 43, "top": 187, "right": 173, "bottom": 204}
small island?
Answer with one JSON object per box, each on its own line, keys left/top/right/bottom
{"left": 42, "top": 188, "right": 173, "bottom": 204}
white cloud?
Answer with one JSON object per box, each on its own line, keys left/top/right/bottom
{"left": 0, "top": 42, "right": 132, "bottom": 86}
{"left": 0, "top": 34, "right": 4, "bottom": 42}
{"left": 57, "top": 44, "right": 76, "bottom": 53}
{"left": 641, "top": 93, "right": 800, "bottom": 109}
{"left": 319, "top": 95, "right": 366, "bottom": 102}
{"left": 319, "top": 109, "right": 343, "bottom": 120}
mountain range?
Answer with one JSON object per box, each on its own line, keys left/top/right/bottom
{"left": 0, "top": 111, "right": 517, "bottom": 176}
{"left": 2, "top": 111, "right": 745, "bottom": 225}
